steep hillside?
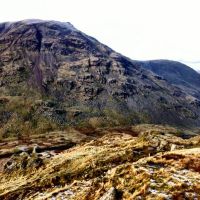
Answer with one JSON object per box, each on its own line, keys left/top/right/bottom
{"left": 141, "top": 60, "right": 200, "bottom": 99}
{"left": 0, "top": 19, "right": 200, "bottom": 139}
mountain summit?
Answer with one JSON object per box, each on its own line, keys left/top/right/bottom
{"left": 0, "top": 19, "right": 200, "bottom": 134}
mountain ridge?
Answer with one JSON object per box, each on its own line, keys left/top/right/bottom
{"left": 141, "top": 59, "right": 200, "bottom": 99}
{"left": 0, "top": 19, "right": 200, "bottom": 136}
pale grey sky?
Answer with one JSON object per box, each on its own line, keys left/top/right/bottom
{"left": 1, "top": 0, "right": 200, "bottom": 70}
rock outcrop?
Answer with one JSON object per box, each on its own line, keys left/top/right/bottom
{"left": 1, "top": 125, "right": 200, "bottom": 199}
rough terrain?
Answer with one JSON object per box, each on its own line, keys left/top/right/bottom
{"left": 1, "top": 124, "right": 200, "bottom": 199}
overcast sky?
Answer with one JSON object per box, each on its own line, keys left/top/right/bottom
{"left": 1, "top": 0, "right": 200, "bottom": 70}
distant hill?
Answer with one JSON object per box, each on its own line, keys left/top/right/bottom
{"left": 141, "top": 60, "right": 200, "bottom": 99}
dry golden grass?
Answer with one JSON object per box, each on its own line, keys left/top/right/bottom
{"left": 1, "top": 125, "right": 200, "bottom": 199}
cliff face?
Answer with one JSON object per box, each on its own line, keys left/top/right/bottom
{"left": 0, "top": 19, "right": 200, "bottom": 132}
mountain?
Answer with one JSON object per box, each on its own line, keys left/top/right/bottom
{"left": 0, "top": 19, "right": 200, "bottom": 138}
{"left": 141, "top": 60, "right": 200, "bottom": 99}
